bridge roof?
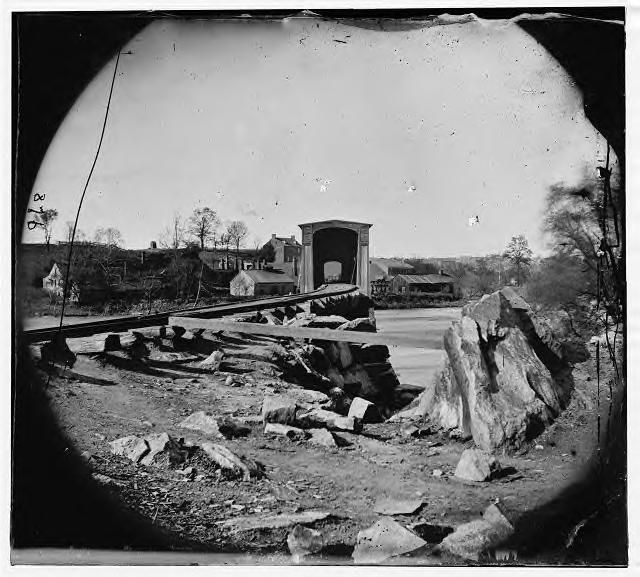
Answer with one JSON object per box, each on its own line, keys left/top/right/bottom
{"left": 298, "top": 219, "right": 372, "bottom": 228}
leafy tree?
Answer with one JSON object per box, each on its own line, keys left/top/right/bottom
{"left": 187, "top": 207, "right": 220, "bottom": 250}
{"left": 526, "top": 252, "right": 596, "bottom": 315}
{"left": 504, "top": 235, "right": 533, "bottom": 286}
{"left": 37, "top": 208, "right": 58, "bottom": 250}
{"left": 543, "top": 179, "right": 622, "bottom": 321}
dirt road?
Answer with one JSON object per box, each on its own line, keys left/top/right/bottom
{"left": 36, "top": 320, "right": 609, "bottom": 563}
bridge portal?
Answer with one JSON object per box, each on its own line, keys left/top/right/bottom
{"left": 298, "top": 219, "right": 372, "bottom": 295}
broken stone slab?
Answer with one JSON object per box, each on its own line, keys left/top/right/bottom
{"left": 200, "top": 442, "right": 263, "bottom": 481}
{"left": 258, "top": 311, "right": 282, "bottom": 325}
{"left": 454, "top": 448, "right": 500, "bottom": 482}
{"left": 199, "top": 348, "right": 224, "bottom": 370}
{"left": 348, "top": 397, "right": 382, "bottom": 423}
{"left": 180, "top": 330, "right": 197, "bottom": 342}
{"left": 307, "top": 315, "right": 351, "bottom": 329}
{"left": 291, "top": 315, "right": 349, "bottom": 329}
{"left": 308, "top": 428, "right": 337, "bottom": 447}
{"left": 131, "top": 326, "right": 165, "bottom": 340}
{"left": 338, "top": 317, "right": 377, "bottom": 333}
{"left": 118, "top": 332, "right": 140, "bottom": 348}
{"left": 225, "top": 375, "right": 246, "bottom": 387}
{"left": 217, "top": 416, "right": 251, "bottom": 439}
{"left": 287, "top": 524, "right": 324, "bottom": 563}
{"left": 262, "top": 396, "right": 298, "bottom": 425}
{"left": 438, "top": 504, "right": 514, "bottom": 561}
{"left": 178, "top": 411, "right": 223, "bottom": 437}
{"left": 139, "top": 432, "right": 188, "bottom": 467}
{"left": 352, "top": 517, "right": 427, "bottom": 564}
{"left": 280, "top": 387, "right": 330, "bottom": 407}
{"left": 373, "top": 498, "right": 424, "bottom": 516}
{"left": 264, "top": 423, "right": 307, "bottom": 442}
{"left": 236, "top": 415, "right": 264, "bottom": 425}
{"left": 297, "top": 408, "right": 362, "bottom": 433}
{"left": 109, "top": 435, "right": 149, "bottom": 463}
{"left": 66, "top": 333, "right": 121, "bottom": 355}
{"left": 215, "top": 510, "right": 330, "bottom": 533}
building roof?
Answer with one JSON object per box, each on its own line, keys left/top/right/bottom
{"left": 298, "top": 219, "right": 372, "bottom": 228}
{"left": 274, "top": 236, "right": 301, "bottom": 247}
{"left": 393, "top": 274, "right": 455, "bottom": 285}
{"left": 370, "top": 258, "right": 414, "bottom": 270}
{"left": 239, "top": 269, "right": 295, "bottom": 284}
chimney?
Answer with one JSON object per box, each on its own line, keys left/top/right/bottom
{"left": 439, "top": 268, "right": 444, "bottom": 276}
{"left": 150, "top": 240, "right": 157, "bottom": 249}
{"left": 271, "top": 234, "right": 277, "bottom": 241}
{"left": 291, "top": 235, "right": 295, "bottom": 241}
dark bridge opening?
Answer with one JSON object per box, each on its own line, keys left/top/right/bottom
{"left": 312, "top": 227, "right": 358, "bottom": 289}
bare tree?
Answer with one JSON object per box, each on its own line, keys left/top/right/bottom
{"left": 219, "top": 232, "right": 231, "bottom": 269}
{"left": 187, "top": 207, "right": 220, "bottom": 250}
{"left": 159, "top": 212, "right": 188, "bottom": 300}
{"left": 65, "top": 221, "right": 86, "bottom": 244}
{"left": 226, "top": 220, "right": 249, "bottom": 270}
{"left": 94, "top": 226, "right": 124, "bottom": 250}
{"left": 160, "top": 212, "right": 185, "bottom": 252}
{"left": 504, "top": 235, "right": 533, "bottom": 286}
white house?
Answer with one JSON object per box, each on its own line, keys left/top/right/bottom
{"left": 43, "top": 263, "right": 79, "bottom": 302}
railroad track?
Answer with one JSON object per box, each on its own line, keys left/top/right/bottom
{"left": 20, "top": 284, "right": 362, "bottom": 344}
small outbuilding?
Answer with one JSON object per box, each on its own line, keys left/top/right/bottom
{"left": 390, "top": 273, "right": 457, "bottom": 298}
{"left": 230, "top": 269, "right": 296, "bottom": 297}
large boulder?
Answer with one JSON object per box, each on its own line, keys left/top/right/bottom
{"left": 532, "top": 310, "right": 590, "bottom": 364}
{"left": 410, "top": 288, "right": 574, "bottom": 451}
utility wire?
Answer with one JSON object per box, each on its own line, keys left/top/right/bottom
{"left": 46, "top": 50, "right": 121, "bottom": 387}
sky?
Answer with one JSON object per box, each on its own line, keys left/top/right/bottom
{"left": 23, "top": 15, "right": 615, "bottom": 257}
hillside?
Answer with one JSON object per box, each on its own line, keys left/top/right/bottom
{"left": 17, "top": 243, "right": 258, "bottom": 317}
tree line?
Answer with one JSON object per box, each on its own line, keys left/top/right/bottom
{"left": 25, "top": 205, "right": 258, "bottom": 313}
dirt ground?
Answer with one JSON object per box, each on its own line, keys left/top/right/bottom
{"left": 39, "top": 329, "right": 617, "bottom": 565}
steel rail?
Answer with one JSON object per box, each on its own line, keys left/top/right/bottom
{"left": 21, "top": 284, "right": 361, "bottom": 343}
